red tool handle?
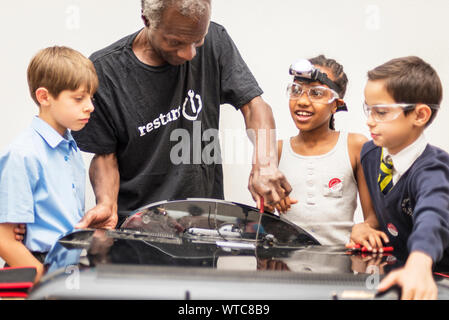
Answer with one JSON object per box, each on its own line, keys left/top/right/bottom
{"left": 351, "top": 244, "right": 394, "bottom": 252}
{"left": 361, "top": 246, "right": 394, "bottom": 253}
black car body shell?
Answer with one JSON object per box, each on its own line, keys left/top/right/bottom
{"left": 28, "top": 199, "right": 449, "bottom": 300}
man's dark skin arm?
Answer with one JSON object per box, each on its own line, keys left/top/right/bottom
{"left": 240, "top": 96, "right": 292, "bottom": 209}
{"left": 75, "top": 153, "right": 119, "bottom": 229}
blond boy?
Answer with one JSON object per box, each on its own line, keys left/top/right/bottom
{"left": 0, "top": 46, "right": 98, "bottom": 282}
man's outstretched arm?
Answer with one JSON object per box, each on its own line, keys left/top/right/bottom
{"left": 240, "top": 96, "right": 292, "bottom": 209}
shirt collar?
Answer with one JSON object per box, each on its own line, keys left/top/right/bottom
{"left": 384, "top": 134, "right": 427, "bottom": 177}
{"left": 31, "top": 117, "right": 78, "bottom": 151}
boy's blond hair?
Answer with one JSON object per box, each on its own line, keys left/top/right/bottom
{"left": 27, "top": 46, "right": 98, "bottom": 105}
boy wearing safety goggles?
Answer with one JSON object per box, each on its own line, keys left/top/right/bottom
{"left": 361, "top": 56, "right": 449, "bottom": 299}
{"left": 269, "top": 55, "right": 387, "bottom": 248}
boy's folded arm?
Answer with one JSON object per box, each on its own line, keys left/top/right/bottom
{"left": 0, "top": 223, "right": 44, "bottom": 282}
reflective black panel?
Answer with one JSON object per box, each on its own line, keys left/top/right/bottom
{"left": 121, "top": 198, "right": 320, "bottom": 247}
{"left": 33, "top": 199, "right": 449, "bottom": 300}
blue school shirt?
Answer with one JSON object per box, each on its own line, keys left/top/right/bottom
{"left": 0, "top": 117, "right": 85, "bottom": 252}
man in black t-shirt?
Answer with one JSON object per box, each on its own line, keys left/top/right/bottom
{"left": 73, "top": 0, "right": 291, "bottom": 229}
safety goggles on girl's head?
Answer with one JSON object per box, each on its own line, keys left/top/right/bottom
{"left": 363, "top": 102, "right": 440, "bottom": 122}
{"left": 287, "top": 82, "right": 339, "bottom": 104}
{"left": 289, "top": 59, "right": 340, "bottom": 93}
{"left": 289, "top": 59, "right": 348, "bottom": 111}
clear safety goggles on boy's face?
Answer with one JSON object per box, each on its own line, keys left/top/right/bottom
{"left": 287, "top": 82, "right": 339, "bottom": 104}
{"left": 363, "top": 102, "right": 440, "bottom": 122}
{"left": 288, "top": 59, "right": 347, "bottom": 111}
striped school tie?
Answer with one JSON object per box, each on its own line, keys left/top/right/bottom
{"left": 378, "top": 150, "right": 393, "bottom": 194}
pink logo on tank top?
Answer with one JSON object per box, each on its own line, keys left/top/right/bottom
{"left": 328, "top": 178, "right": 342, "bottom": 191}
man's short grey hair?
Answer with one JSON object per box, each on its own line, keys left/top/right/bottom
{"left": 141, "top": 0, "right": 211, "bottom": 29}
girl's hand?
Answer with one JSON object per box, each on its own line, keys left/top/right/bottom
{"left": 274, "top": 196, "right": 298, "bottom": 214}
{"left": 260, "top": 196, "right": 298, "bottom": 214}
{"left": 347, "top": 222, "right": 389, "bottom": 252}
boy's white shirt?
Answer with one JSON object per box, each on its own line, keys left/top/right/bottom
{"left": 384, "top": 133, "right": 427, "bottom": 185}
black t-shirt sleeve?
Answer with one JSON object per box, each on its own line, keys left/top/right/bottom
{"left": 72, "top": 67, "right": 118, "bottom": 155}
{"left": 214, "top": 25, "right": 263, "bottom": 109}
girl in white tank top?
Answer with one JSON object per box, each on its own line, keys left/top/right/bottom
{"left": 279, "top": 132, "right": 357, "bottom": 245}
{"left": 274, "top": 55, "right": 388, "bottom": 248}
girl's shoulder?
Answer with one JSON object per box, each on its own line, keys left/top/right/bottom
{"left": 347, "top": 132, "right": 369, "bottom": 151}
{"left": 277, "top": 139, "right": 284, "bottom": 163}
{"left": 346, "top": 132, "right": 369, "bottom": 166}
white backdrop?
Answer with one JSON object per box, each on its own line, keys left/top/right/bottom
{"left": 1, "top": 0, "right": 448, "bottom": 224}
